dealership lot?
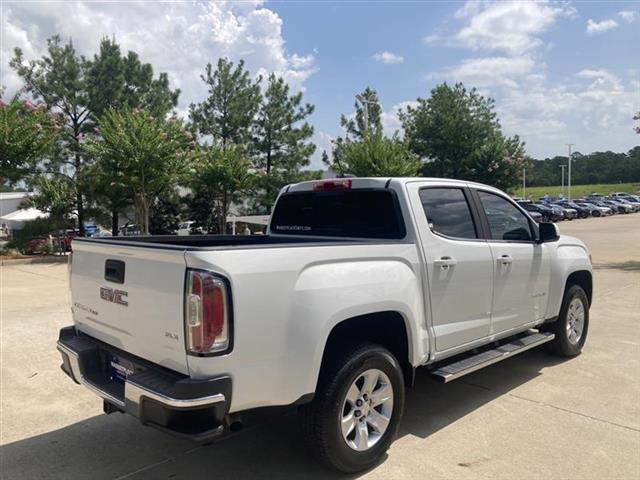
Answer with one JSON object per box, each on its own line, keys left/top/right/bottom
{"left": 1, "top": 214, "right": 639, "bottom": 480}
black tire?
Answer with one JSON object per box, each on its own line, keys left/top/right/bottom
{"left": 592, "top": 210, "right": 601, "bottom": 217}
{"left": 545, "top": 284, "right": 589, "bottom": 357}
{"left": 298, "top": 342, "right": 405, "bottom": 473}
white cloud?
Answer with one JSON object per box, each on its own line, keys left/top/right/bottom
{"left": 586, "top": 18, "right": 619, "bottom": 35}
{"left": 495, "top": 68, "right": 637, "bottom": 157}
{"left": 380, "top": 101, "right": 418, "bottom": 137}
{"left": 617, "top": 10, "right": 639, "bottom": 23}
{"left": 450, "top": 0, "right": 571, "bottom": 55}
{"left": 431, "top": 56, "right": 536, "bottom": 88}
{"left": 308, "top": 131, "right": 334, "bottom": 169}
{"left": 1, "top": 1, "right": 317, "bottom": 111}
{"left": 372, "top": 51, "right": 404, "bottom": 64}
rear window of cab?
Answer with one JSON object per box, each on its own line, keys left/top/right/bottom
{"left": 270, "top": 189, "right": 406, "bottom": 239}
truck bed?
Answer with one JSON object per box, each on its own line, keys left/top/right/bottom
{"left": 73, "top": 234, "right": 378, "bottom": 250}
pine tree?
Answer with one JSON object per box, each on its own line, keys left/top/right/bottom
{"left": 11, "top": 36, "right": 90, "bottom": 234}
{"left": 189, "top": 58, "right": 262, "bottom": 148}
{"left": 252, "top": 73, "right": 315, "bottom": 210}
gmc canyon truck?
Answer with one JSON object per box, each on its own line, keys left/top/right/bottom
{"left": 58, "top": 177, "right": 592, "bottom": 472}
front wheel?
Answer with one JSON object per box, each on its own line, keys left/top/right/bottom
{"left": 545, "top": 284, "right": 589, "bottom": 357}
{"left": 298, "top": 343, "right": 405, "bottom": 473}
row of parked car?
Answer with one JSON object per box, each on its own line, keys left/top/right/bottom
{"left": 515, "top": 192, "right": 640, "bottom": 223}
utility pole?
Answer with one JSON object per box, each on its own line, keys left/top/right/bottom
{"left": 560, "top": 165, "right": 566, "bottom": 197}
{"left": 355, "top": 94, "right": 372, "bottom": 136}
{"left": 522, "top": 168, "right": 526, "bottom": 199}
{"left": 567, "top": 144, "right": 574, "bottom": 199}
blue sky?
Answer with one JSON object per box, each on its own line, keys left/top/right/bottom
{"left": 2, "top": 1, "right": 639, "bottom": 167}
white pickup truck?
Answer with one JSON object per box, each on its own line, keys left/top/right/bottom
{"left": 58, "top": 177, "right": 592, "bottom": 472}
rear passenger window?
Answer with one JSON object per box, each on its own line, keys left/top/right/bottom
{"left": 419, "top": 188, "right": 477, "bottom": 239}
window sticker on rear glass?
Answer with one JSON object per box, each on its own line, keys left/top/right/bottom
{"left": 274, "top": 225, "right": 312, "bottom": 231}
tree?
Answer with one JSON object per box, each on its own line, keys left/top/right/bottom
{"left": 326, "top": 87, "right": 418, "bottom": 177}
{"left": 252, "top": 73, "right": 315, "bottom": 210}
{"left": 189, "top": 58, "right": 261, "bottom": 148}
{"left": 340, "top": 87, "right": 383, "bottom": 140}
{"left": 0, "top": 96, "right": 60, "bottom": 185}
{"left": 187, "top": 146, "right": 255, "bottom": 233}
{"left": 11, "top": 36, "right": 91, "bottom": 235}
{"left": 149, "top": 191, "right": 184, "bottom": 235}
{"left": 330, "top": 133, "right": 420, "bottom": 177}
{"left": 86, "top": 108, "right": 193, "bottom": 234}
{"left": 400, "top": 82, "right": 528, "bottom": 189}
{"left": 86, "top": 38, "right": 180, "bottom": 120}
{"left": 26, "top": 175, "right": 77, "bottom": 222}
{"left": 84, "top": 37, "right": 180, "bottom": 232}
{"left": 331, "top": 87, "right": 383, "bottom": 166}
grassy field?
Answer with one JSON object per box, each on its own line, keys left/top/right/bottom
{"left": 512, "top": 182, "right": 640, "bottom": 200}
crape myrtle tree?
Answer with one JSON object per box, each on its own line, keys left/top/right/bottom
{"left": 252, "top": 73, "right": 315, "bottom": 212}
{"left": 0, "top": 96, "right": 60, "bottom": 186}
{"left": 86, "top": 108, "right": 193, "bottom": 235}
{"left": 400, "top": 82, "right": 528, "bottom": 191}
{"left": 331, "top": 133, "right": 421, "bottom": 177}
{"left": 187, "top": 146, "right": 255, "bottom": 233}
{"left": 10, "top": 36, "right": 91, "bottom": 234}
{"left": 326, "top": 87, "right": 419, "bottom": 177}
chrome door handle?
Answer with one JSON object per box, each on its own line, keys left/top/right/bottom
{"left": 497, "top": 254, "right": 513, "bottom": 265}
{"left": 434, "top": 256, "right": 457, "bottom": 270}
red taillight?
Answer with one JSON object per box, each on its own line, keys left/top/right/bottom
{"left": 313, "top": 178, "right": 352, "bottom": 192}
{"left": 186, "top": 270, "right": 230, "bottom": 354}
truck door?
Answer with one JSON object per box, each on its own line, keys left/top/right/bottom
{"left": 408, "top": 183, "right": 494, "bottom": 352}
{"left": 473, "top": 190, "right": 551, "bottom": 333}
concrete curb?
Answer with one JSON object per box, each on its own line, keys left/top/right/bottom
{"left": 1, "top": 255, "right": 69, "bottom": 266}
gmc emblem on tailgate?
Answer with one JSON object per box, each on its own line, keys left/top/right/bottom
{"left": 100, "top": 286, "right": 129, "bottom": 306}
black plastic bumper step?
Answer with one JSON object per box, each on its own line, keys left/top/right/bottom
{"left": 430, "top": 331, "right": 555, "bottom": 383}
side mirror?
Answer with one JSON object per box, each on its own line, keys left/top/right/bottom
{"left": 537, "top": 222, "right": 559, "bottom": 243}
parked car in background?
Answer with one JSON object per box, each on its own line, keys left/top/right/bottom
{"left": 602, "top": 199, "right": 631, "bottom": 214}
{"left": 582, "top": 200, "right": 615, "bottom": 215}
{"left": 176, "top": 221, "right": 207, "bottom": 236}
{"left": 517, "top": 201, "right": 553, "bottom": 222}
{"left": 612, "top": 198, "right": 640, "bottom": 212}
{"left": 528, "top": 211, "right": 543, "bottom": 222}
{"left": 556, "top": 201, "right": 591, "bottom": 218}
{"left": 611, "top": 192, "right": 640, "bottom": 202}
{"left": 536, "top": 202, "right": 565, "bottom": 221}
{"left": 91, "top": 230, "right": 113, "bottom": 238}
{"left": 575, "top": 201, "right": 611, "bottom": 217}
{"left": 549, "top": 204, "right": 577, "bottom": 220}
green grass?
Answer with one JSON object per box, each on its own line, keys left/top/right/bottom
{"left": 513, "top": 183, "right": 640, "bottom": 200}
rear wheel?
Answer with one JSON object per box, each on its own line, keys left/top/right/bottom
{"left": 545, "top": 284, "right": 589, "bottom": 357}
{"left": 298, "top": 343, "right": 405, "bottom": 473}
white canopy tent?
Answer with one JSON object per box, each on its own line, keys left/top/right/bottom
{"left": 0, "top": 208, "right": 48, "bottom": 232}
{"left": 226, "top": 215, "right": 270, "bottom": 235}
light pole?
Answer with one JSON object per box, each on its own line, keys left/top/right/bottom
{"left": 560, "top": 165, "right": 566, "bottom": 197}
{"left": 355, "top": 94, "right": 376, "bottom": 136}
{"left": 567, "top": 143, "right": 574, "bottom": 199}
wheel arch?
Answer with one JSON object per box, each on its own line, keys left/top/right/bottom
{"left": 316, "top": 311, "right": 415, "bottom": 389}
{"left": 565, "top": 270, "right": 593, "bottom": 306}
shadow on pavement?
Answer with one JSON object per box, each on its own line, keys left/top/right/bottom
{"left": 592, "top": 261, "right": 640, "bottom": 272}
{"left": 0, "top": 349, "right": 566, "bottom": 480}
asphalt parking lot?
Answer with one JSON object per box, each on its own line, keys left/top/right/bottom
{"left": 1, "top": 214, "right": 639, "bottom": 480}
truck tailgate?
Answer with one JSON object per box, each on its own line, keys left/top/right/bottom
{"left": 70, "top": 241, "right": 189, "bottom": 375}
